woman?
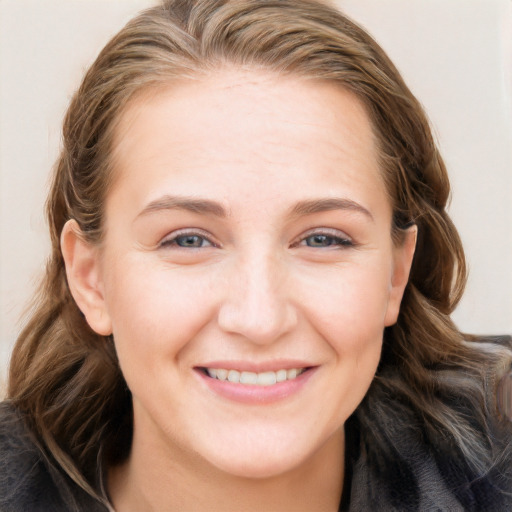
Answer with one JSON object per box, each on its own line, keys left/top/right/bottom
{"left": 1, "top": 0, "right": 511, "bottom": 510}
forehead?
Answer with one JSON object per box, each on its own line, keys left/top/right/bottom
{"left": 108, "top": 69, "right": 387, "bottom": 217}
{"left": 113, "top": 69, "right": 377, "bottom": 153}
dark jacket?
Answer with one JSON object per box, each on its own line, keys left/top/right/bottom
{"left": 341, "top": 385, "right": 512, "bottom": 511}
{"left": 1, "top": 340, "right": 511, "bottom": 511}
{"left": 0, "top": 403, "right": 107, "bottom": 512}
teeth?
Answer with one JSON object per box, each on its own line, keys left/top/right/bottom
{"left": 240, "top": 371, "right": 258, "bottom": 385}
{"left": 287, "top": 368, "right": 298, "bottom": 379}
{"left": 276, "top": 369, "right": 287, "bottom": 382}
{"left": 216, "top": 368, "right": 228, "bottom": 380}
{"left": 228, "top": 370, "right": 240, "bottom": 383}
{"left": 258, "top": 371, "right": 276, "bottom": 386}
{"left": 205, "top": 367, "right": 306, "bottom": 386}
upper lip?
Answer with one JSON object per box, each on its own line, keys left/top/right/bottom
{"left": 196, "top": 360, "right": 315, "bottom": 373}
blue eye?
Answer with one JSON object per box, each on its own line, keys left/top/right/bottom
{"left": 161, "top": 233, "right": 213, "bottom": 248}
{"left": 302, "top": 233, "right": 352, "bottom": 248}
{"left": 176, "top": 235, "right": 209, "bottom": 247}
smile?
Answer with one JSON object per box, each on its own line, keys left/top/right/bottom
{"left": 204, "top": 367, "right": 307, "bottom": 386}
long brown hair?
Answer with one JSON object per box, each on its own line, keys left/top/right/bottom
{"left": 8, "top": 0, "right": 511, "bottom": 502}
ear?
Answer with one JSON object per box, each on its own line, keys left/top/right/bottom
{"left": 384, "top": 225, "right": 417, "bottom": 327}
{"left": 61, "top": 219, "right": 112, "bottom": 336}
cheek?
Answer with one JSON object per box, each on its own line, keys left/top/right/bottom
{"left": 102, "top": 257, "right": 219, "bottom": 366}
{"left": 303, "top": 265, "right": 389, "bottom": 418}
{"left": 298, "top": 260, "right": 393, "bottom": 346}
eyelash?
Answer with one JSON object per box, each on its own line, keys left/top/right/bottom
{"left": 159, "top": 229, "right": 217, "bottom": 249}
{"left": 292, "top": 229, "right": 354, "bottom": 249}
{"left": 159, "top": 228, "right": 353, "bottom": 250}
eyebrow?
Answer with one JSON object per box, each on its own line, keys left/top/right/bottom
{"left": 137, "top": 195, "right": 227, "bottom": 218}
{"left": 289, "top": 198, "right": 374, "bottom": 221}
{"left": 136, "top": 195, "right": 373, "bottom": 221}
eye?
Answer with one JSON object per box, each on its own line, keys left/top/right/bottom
{"left": 304, "top": 234, "right": 352, "bottom": 247}
{"left": 160, "top": 231, "right": 215, "bottom": 249}
{"left": 294, "top": 229, "right": 354, "bottom": 249}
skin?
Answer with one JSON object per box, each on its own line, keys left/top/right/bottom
{"left": 61, "top": 69, "right": 416, "bottom": 511}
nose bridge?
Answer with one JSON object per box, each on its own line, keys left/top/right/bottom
{"left": 217, "top": 245, "right": 297, "bottom": 344}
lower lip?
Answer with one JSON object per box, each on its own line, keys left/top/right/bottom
{"left": 195, "top": 368, "right": 316, "bottom": 404}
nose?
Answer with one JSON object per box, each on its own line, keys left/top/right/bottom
{"left": 217, "top": 251, "right": 298, "bottom": 345}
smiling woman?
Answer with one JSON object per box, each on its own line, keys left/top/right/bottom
{"left": 1, "top": 1, "right": 511, "bottom": 511}
{"left": 68, "top": 76, "right": 412, "bottom": 499}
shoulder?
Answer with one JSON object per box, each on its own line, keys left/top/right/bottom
{"left": 347, "top": 335, "right": 512, "bottom": 511}
{"left": 0, "top": 402, "right": 108, "bottom": 512}
{"left": 0, "top": 401, "right": 63, "bottom": 511}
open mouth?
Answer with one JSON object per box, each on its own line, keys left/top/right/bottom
{"left": 198, "top": 367, "right": 310, "bottom": 386}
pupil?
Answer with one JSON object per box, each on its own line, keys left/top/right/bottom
{"left": 310, "top": 235, "right": 331, "bottom": 246}
{"left": 178, "top": 235, "right": 201, "bottom": 247}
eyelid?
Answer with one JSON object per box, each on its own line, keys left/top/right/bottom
{"left": 291, "top": 227, "right": 354, "bottom": 247}
{"left": 159, "top": 228, "right": 219, "bottom": 248}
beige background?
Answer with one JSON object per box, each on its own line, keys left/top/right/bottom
{"left": 1, "top": 0, "right": 511, "bottom": 385}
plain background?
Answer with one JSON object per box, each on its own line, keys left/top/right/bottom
{"left": 1, "top": 0, "right": 511, "bottom": 386}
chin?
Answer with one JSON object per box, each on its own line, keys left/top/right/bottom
{"left": 199, "top": 431, "right": 320, "bottom": 480}
{"left": 210, "top": 452, "right": 304, "bottom": 480}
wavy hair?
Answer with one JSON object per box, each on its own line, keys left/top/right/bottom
{"left": 8, "top": 0, "right": 511, "bottom": 503}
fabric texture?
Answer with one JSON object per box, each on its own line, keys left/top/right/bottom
{"left": 1, "top": 337, "right": 511, "bottom": 511}
{"left": 340, "top": 335, "right": 512, "bottom": 511}
{"left": 341, "top": 381, "right": 512, "bottom": 511}
{"left": 0, "top": 402, "right": 108, "bottom": 512}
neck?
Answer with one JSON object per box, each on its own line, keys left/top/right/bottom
{"left": 108, "top": 425, "right": 344, "bottom": 512}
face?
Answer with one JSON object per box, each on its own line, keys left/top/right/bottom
{"left": 64, "top": 70, "right": 415, "bottom": 479}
